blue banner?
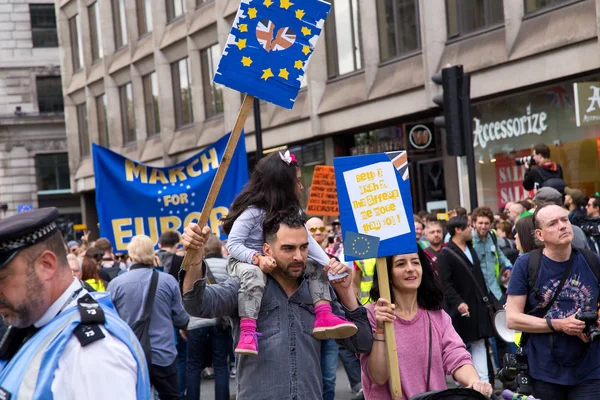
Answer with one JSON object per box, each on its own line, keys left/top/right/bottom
{"left": 333, "top": 152, "right": 417, "bottom": 260}
{"left": 214, "top": 0, "right": 331, "bottom": 109}
{"left": 92, "top": 133, "right": 248, "bottom": 251}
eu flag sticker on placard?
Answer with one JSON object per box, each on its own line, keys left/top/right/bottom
{"left": 213, "top": 0, "right": 331, "bottom": 109}
{"left": 333, "top": 152, "right": 418, "bottom": 261}
{"left": 343, "top": 232, "right": 380, "bottom": 260}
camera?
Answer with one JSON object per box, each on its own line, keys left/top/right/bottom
{"left": 580, "top": 219, "right": 600, "bottom": 239}
{"left": 497, "top": 348, "right": 533, "bottom": 395}
{"left": 575, "top": 311, "right": 600, "bottom": 343}
{"left": 515, "top": 156, "right": 536, "bottom": 167}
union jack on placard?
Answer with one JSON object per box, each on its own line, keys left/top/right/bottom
{"left": 256, "top": 19, "right": 296, "bottom": 52}
{"left": 546, "top": 86, "right": 573, "bottom": 109}
{"left": 386, "top": 151, "right": 409, "bottom": 181}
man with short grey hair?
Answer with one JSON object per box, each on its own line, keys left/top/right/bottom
{"left": 533, "top": 187, "right": 589, "bottom": 249}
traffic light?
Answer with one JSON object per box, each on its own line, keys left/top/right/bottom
{"left": 432, "top": 65, "right": 469, "bottom": 157}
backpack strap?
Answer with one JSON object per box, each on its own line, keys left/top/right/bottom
{"left": 578, "top": 247, "right": 600, "bottom": 283}
{"left": 527, "top": 249, "right": 543, "bottom": 302}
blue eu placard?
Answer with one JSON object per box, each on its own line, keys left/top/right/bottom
{"left": 92, "top": 133, "right": 248, "bottom": 251}
{"left": 333, "top": 152, "right": 417, "bottom": 260}
{"left": 214, "top": 0, "right": 331, "bottom": 109}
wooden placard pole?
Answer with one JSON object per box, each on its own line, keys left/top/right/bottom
{"left": 375, "top": 257, "right": 402, "bottom": 398}
{"left": 181, "top": 94, "right": 255, "bottom": 271}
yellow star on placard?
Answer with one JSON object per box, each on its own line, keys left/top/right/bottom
{"left": 241, "top": 56, "right": 253, "bottom": 67}
{"left": 236, "top": 39, "right": 247, "bottom": 50}
{"left": 280, "top": 0, "right": 293, "bottom": 9}
{"left": 279, "top": 68, "right": 289, "bottom": 80}
{"left": 248, "top": 8, "right": 257, "bottom": 18}
{"left": 302, "top": 45, "right": 311, "bottom": 55}
{"left": 261, "top": 68, "right": 274, "bottom": 80}
{"left": 264, "top": 0, "right": 273, "bottom": 7}
{"left": 295, "top": 9, "right": 305, "bottom": 20}
{"left": 301, "top": 26, "right": 311, "bottom": 36}
{"left": 294, "top": 60, "right": 303, "bottom": 69}
{"left": 239, "top": 24, "right": 248, "bottom": 33}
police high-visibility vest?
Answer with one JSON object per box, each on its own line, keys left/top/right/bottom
{"left": 356, "top": 258, "right": 377, "bottom": 305}
{"left": 0, "top": 292, "right": 152, "bottom": 399}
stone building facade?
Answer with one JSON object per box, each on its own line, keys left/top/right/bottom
{"left": 0, "top": 0, "right": 80, "bottom": 237}
{"left": 53, "top": 0, "right": 600, "bottom": 231}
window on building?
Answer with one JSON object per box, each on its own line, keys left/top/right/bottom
{"left": 172, "top": 58, "right": 194, "bottom": 128}
{"left": 77, "top": 103, "right": 90, "bottom": 156}
{"left": 30, "top": 4, "right": 58, "bottom": 47}
{"left": 143, "top": 72, "right": 161, "bottom": 136}
{"left": 325, "top": 0, "right": 362, "bottom": 78}
{"left": 446, "top": 0, "right": 504, "bottom": 38}
{"left": 377, "top": 0, "right": 421, "bottom": 62}
{"left": 112, "top": 0, "right": 128, "bottom": 49}
{"left": 166, "top": 0, "right": 186, "bottom": 22}
{"left": 89, "top": 2, "right": 103, "bottom": 61}
{"left": 36, "top": 77, "right": 64, "bottom": 113}
{"left": 137, "top": 0, "right": 153, "bottom": 35}
{"left": 196, "top": 0, "right": 212, "bottom": 6}
{"left": 35, "top": 153, "right": 70, "bottom": 192}
{"left": 201, "top": 44, "right": 224, "bottom": 118}
{"left": 69, "top": 15, "right": 83, "bottom": 71}
{"left": 119, "top": 83, "right": 136, "bottom": 143}
{"left": 96, "top": 94, "right": 109, "bottom": 148}
{"left": 524, "top": 0, "right": 577, "bottom": 13}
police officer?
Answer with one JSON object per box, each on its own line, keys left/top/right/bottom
{"left": 0, "top": 208, "right": 151, "bottom": 399}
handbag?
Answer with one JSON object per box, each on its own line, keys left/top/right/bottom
{"left": 443, "top": 248, "right": 501, "bottom": 326}
{"left": 129, "top": 270, "right": 159, "bottom": 367}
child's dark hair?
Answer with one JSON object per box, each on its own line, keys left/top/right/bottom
{"left": 222, "top": 152, "right": 300, "bottom": 235}
{"left": 369, "top": 247, "right": 444, "bottom": 310}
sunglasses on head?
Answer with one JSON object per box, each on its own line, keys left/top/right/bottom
{"left": 309, "top": 227, "right": 326, "bottom": 233}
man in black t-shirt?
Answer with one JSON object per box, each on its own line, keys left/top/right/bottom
{"left": 156, "top": 231, "right": 184, "bottom": 284}
{"left": 95, "top": 238, "right": 125, "bottom": 283}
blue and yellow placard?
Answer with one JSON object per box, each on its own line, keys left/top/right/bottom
{"left": 334, "top": 152, "right": 417, "bottom": 261}
{"left": 92, "top": 133, "right": 248, "bottom": 251}
{"left": 213, "top": 0, "right": 331, "bottom": 109}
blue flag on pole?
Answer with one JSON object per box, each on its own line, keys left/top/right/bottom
{"left": 92, "top": 133, "right": 248, "bottom": 251}
{"left": 214, "top": 0, "right": 331, "bottom": 109}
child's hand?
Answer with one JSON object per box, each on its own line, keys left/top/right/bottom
{"left": 258, "top": 255, "right": 277, "bottom": 274}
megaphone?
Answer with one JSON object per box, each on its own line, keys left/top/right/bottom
{"left": 494, "top": 309, "right": 516, "bottom": 343}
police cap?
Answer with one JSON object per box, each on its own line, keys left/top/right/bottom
{"left": 0, "top": 207, "right": 59, "bottom": 269}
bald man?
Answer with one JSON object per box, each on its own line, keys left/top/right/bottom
{"left": 307, "top": 217, "right": 328, "bottom": 250}
{"left": 508, "top": 203, "right": 525, "bottom": 223}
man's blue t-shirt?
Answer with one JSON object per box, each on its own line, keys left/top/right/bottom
{"left": 507, "top": 251, "right": 600, "bottom": 385}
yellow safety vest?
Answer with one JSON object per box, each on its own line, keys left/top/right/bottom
{"left": 355, "top": 258, "right": 377, "bottom": 305}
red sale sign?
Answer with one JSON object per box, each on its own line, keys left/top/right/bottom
{"left": 495, "top": 149, "right": 535, "bottom": 208}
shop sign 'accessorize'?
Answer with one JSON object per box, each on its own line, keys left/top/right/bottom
{"left": 573, "top": 82, "right": 600, "bottom": 127}
{"left": 473, "top": 104, "right": 548, "bottom": 149}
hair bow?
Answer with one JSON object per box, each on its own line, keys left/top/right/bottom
{"left": 279, "top": 150, "right": 297, "bottom": 165}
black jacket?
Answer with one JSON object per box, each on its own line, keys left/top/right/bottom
{"left": 523, "top": 162, "right": 564, "bottom": 192}
{"left": 437, "top": 241, "right": 494, "bottom": 343}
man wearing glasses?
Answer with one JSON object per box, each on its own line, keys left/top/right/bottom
{"left": 582, "top": 197, "right": 600, "bottom": 254}
{"left": 306, "top": 217, "right": 329, "bottom": 250}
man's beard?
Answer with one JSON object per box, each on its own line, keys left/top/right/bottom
{"left": 278, "top": 261, "right": 306, "bottom": 279}
{"left": 0, "top": 268, "right": 45, "bottom": 328}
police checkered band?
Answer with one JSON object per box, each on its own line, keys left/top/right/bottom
{"left": 0, "top": 222, "right": 58, "bottom": 252}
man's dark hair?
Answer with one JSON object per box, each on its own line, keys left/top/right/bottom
{"left": 263, "top": 211, "right": 306, "bottom": 244}
{"left": 426, "top": 213, "right": 437, "bottom": 222}
{"left": 426, "top": 220, "right": 443, "bottom": 230}
{"left": 471, "top": 207, "right": 494, "bottom": 223}
{"left": 447, "top": 216, "right": 469, "bottom": 237}
{"left": 455, "top": 207, "right": 468, "bottom": 217}
{"left": 533, "top": 143, "right": 550, "bottom": 159}
{"left": 94, "top": 238, "right": 112, "bottom": 253}
{"left": 204, "top": 235, "right": 223, "bottom": 258}
{"left": 159, "top": 231, "right": 180, "bottom": 248}
{"left": 590, "top": 197, "right": 600, "bottom": 211}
